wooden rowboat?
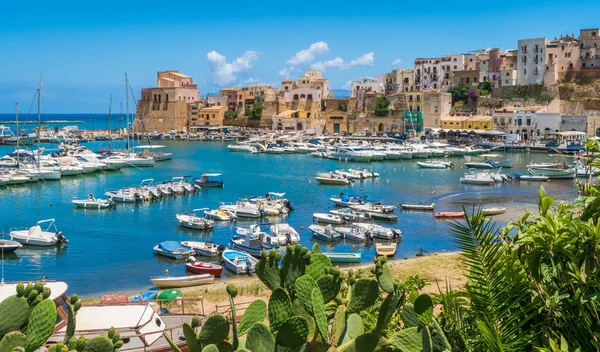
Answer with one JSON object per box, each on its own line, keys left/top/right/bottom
{"left": 375, "top": 243, "right": 396, "bottom": 257}
{"left": 482, "top": 207, "right": 506, "bottom": 216}
{"left": 150, "top": 274, "right": 214, "bottom": 288}
{"left": 434, "top": 211, "right": 465, "bottom": 219}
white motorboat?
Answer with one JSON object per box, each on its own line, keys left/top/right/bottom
{"left": 519, "top": 175, "right": 549, "bottom": 182}
{"left": 122, "top": 153, "right": 156, "bottom": 167}
{"left": 104, "top": 190, "right": 139, "bottom": 203}
{"left": 349, "top": 203, "right": 396, "bottom": 214}
{"left": 482, "top": 207, "right": 507, "bottom": 216}
{"left": 227, "top": 144, "right": 257, "bottom": 153}
{"left": 400, "top": 202, "right": 435, "bottom": 211}
{"left": 464, "top": 162, "right": 494, "bottom": 169}
{"left": 446, "top": 146, "right": 467, "bottom": 156}
{"left": 0, "top": 171, "right": 29, "bottom": 185}
{"left": 308, "top": 224, "right": 341, "bottom": 242}
{"left": 334, "top": 169, "right": 362, "bottom": 180}
{"left": 41, "top": 159, "right": 83, "bottom": 176}
{"left": 352, "top": 222, "right": 401, "bottom": 240}
{"left": 269, "top": 223, "right": 301, "bottom": 245}
{"left": 315, "top": 173, "right": 351, "bottom": 185}
{"left": 220, "top": 202, "right": 263, "bottom": 218}
{"left": 0, "top": 239, "right": 22, "bottom": 253}
{"left": 332, "top": 226, "right": 372, "bottom": 242}
{"left": 348, "top": 168, "right": 379, "bottom": 178}
{"left": 176, "top": 210, "right": 215, "bottom": 230}
{"left": 153, "top": 241, "right": 194, "bottom": 260}
{"left": 204, "top": 208, "right": 236, "bottom": 221}
{"left": 133, "top": 145, "right": 173, "bottom": 161}
{"left": 150, "top": 274, "right": 214, "bottom": 289}
{"left": 180, "top": 241, "right": 225, "bottom": 257}
{"left": 71, "top": 196, "right": 115, "bottom": 209}
{"left": 313, "top": 213, "right": 346, "bottom": 224}
{"left": 460, "top": 172, "right": 495, "bottom": 185}
{"left": 416, "top": 161, "right": 453, "bottom": 169}
{"left": 17, "top": 167, "right": 62, "bottom": 181}
{"left": 329, "top": 194, "right": 380, "bottom": 207}
{"left": 330, "top": 208, "right": 371, "bottom": 222}
{"left": 222, "top": 249, "right": 258, "bottom": 274}
{"left": 9, "top": 219, "right": 68, "bottom": 247}
{"left": 528, "top": 162, "right": 559, "bottom": 169}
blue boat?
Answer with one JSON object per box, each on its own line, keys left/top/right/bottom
{"left": 193, "top": 173, "right": 224, "bottom": 188}
{"left": 323, "top": 252, "right": 361, "bottom": 264}
{"left": 131, "top": 291, "right": 158, "bottom": 302}
{"left": 308, "top": 224, "right": 341, "bottom": 242}
{"left": 222, "top": 249, "right": 258, "bottom": 274}
{"left": 231, "top": 231, "right": 279, "bottom": 257}
{"left": 153, "top": 241, "right": 194, "bottom": 260}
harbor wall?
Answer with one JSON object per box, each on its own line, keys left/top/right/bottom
{"left": 133, "top": 100, "right": 190, "bottom": 133}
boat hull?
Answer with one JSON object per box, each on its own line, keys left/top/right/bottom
{"left": 323, "top": 252, "right": 361, "bottom": 263}
{"left": 400, "top": 203, "right": 435, "bottom": 211}
{"left": 186, "top": 262, "right": 223, "bottom": 277}
{"left": 315, "top": 177, "right": 350, "bottom": 185}
{"left": 151, "top": 274, "right": 214, "bottom": 288}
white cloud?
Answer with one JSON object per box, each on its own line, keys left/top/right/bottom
{"left": 286, "top": 41, "right": 329, "bottom": 66}
{"left": 207, "top": 50, "right": 261, "bottom": 86}
{"left": 311, "top": 52, "right": 375, "bottom": 72}
{"left": 278, "top": 68, "right": 290, "bottom": 78}
{"left": 341, "top": 80, "right": 352, "bottom": 89}
{"left": 392, "top": 59, "right": 403, "bottom": 67}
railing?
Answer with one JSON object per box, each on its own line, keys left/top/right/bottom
{"left": 215, "top": 300, "right": 256, "bottom": 322}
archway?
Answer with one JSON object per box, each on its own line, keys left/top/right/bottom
{"left": 378, "top": 123, "right": 385, "bottom": 132}
{"left": 296, "top": 123, "right": 303, "bottom": 131}
{"left": 521, "top": 129, "right": 528, "bottom": 140}
{"left": 596, "top": 128, "right": 600, "bottom": 137}
{"left": 277, "top": 123, "right": 283, "bottom": 130}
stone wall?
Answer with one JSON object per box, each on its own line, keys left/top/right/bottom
{"left": 133, "top": 100, "right": 190, "bottom": 133}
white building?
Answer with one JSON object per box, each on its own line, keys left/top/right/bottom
{"left": 500, "top": 69, "right": 518, "bottom": 87}
{"left": 513, "top": 111, "right": 561, "bottom": 141}
{"left": 413, "top": 58, "right": 441, "bottom": 90}
{"left": 350, "top": 77, "right": 384, "bottom": 98}
{"left": 517, "top": 38, "right": 549, "bottom": 85}
{"left": 440, "top": 54, "right": 467, "bottom": 90}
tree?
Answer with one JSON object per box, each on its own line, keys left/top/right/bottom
{"left": 251, "top": 102, "right": 263, "bottom": 118}
{"left": 339, "top": 103, "right": 347, "bottom": 112}
{"left": 374, "top": 96, "right": 389, "bottom": 117}
{"left": 224, "top": 110, "right": 237, "bottom": 119}
{"left": 447, "top": 84, "right": 472, "bottom": 104}
{"left": 480, "top": 81, "right": 492, "bottom": 92}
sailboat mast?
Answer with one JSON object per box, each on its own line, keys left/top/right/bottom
{"left": 15, "top": 103, "right": 19, "bottom": 166}
{"left": 37, "top": 74, "right": 42, "bottom": 169}
{"left": 108, "top": 95, "right": 112, "bottom": 151}
{"left": 125, "top": 72, "right": 130, "bottom": 151}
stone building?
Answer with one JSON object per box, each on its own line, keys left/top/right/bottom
{"left": 579, "top": 28, "right": 600, "bottom": 70}
{"left": 422, "top": 91, "right": 452, "bottom": 127}
{"left": 382, "top": 69, "right": 413, "bottom": 94}
{"left": 545, "top": 34, "right": 579, "bottom": 84}
{"left": 414, "top": 58, "right": 441, "bottom": 90}
{"left": 350, "top": 77, "right": 384, "bottom": 97}
{"left": 220, "top": 88, "right": 247, "bottom": 113}
{"left": 190, "top": 105, "right": 228, "bottom": 130}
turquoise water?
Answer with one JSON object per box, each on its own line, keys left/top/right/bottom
{"left": 0, "top": 141, "right": 579, "bottom": 296}
{"left": 0, "top": 114, "right": 122, "bottom": 132}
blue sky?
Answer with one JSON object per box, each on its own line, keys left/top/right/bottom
{"left": 1, "top": 0, "right": 599, "bottom": 113}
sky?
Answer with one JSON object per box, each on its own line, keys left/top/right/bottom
{"left": 1, "top": 0, "right": 599, "bottom": 113}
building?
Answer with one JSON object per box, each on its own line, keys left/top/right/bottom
{"left": 579, "top": 28, "right": 600, "bottom": 70}
{"left": 414, "top": 58, "right": 441, "bottom": 90}
{"left": 422, "top": 91, "right": 452, "bottom": 127}
{"left": 440, "top": 115, "right": 492, "bottom": 130}
{"left": 517, "top": 38, "right": 550, "bottom": 85}
{"left": 241, "top": 84, "right": 273, "bottom": 102}
{"left": 281, "top": 80, "right": 297, "bottom": 93}
{"left": 508, "top": 110, "right": 561, "bottom": 141}
{"left": 219, "top": 88, "right": 247, "bottom": 113}
{"left": 404, "top": 91, "right": 423, "bottom": 113}
{"left": 272, "top": 110, "right": 320, "bottom": 132}
{"left": 452, "top": 70, "right": 480, "bottom": 86}
{"left": 296, "top": 71, "right": 331, "bottom": 99}
{"left": 382, "top": 69, "right": 413, "bottom": 94}
{"left": 133, "top": 70, "right": 201, "bottom": 133}
{"left": 440, "top": 54, "right": 466, "bottom": 89}
{"left": 587, "top": 111, "right": 600, "bottom": 137}
{"left": 560, "top": 114, "right": 588, "bottom": 133}
{"left": 191, "top": 105, "right": 228, "bottom": 128}
{"left": 350, "top": 77, "right": 384, "bottom": 98}
{"left": 545, "top": 34, "right": 580, "bottom": 84}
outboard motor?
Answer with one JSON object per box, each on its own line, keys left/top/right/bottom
{"left": 55, "top": 232, "right": 68, "bottom": 244}
{"left": 217, "top": 244, "right": 226, "bottom": 253}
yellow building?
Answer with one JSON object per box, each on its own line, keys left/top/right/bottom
{"left": 441, "top": 116, "right": 492, "bottom": 130}
{"left": 192, "top": 105, "right": 228, "bottom": 127}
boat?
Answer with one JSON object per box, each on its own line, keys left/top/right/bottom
{"left": 332, "top": 226, "right": 373, "bottom": 242}
{"left": 0, "top": 239, "right": 22, "bottom": 253}
{"left": 193, "top": 173, "right": 224, "bottom": 187}
{"left": 71, "top": 195, "right": 115, "bottom": 209}
{"left": 309, "top": 224, "right": 341, "bottom": 242}
{"left": 204, "top": 208, "right": 236, "bottom": 221}
{"left": 231, "top": 231, "right": 279, "bottom": 257}
{"left": 153, "top": 241, "right": 194, "bottom": 260}
{"left": 434, "top": 212, "right": 465, "bottom": 218}
{"left": 131, "top": 291, "right": 158, "bottom": 302}
{"left": 220, "top": 202, "right": 263, "bottom": 218}
{"left": 315, "top": 173, "right": 351, "bottom": 185}
{"left": 185, "top": 260, "right": 223, "bottom": 277}
{"left": 150, "top": 274, "right": 214, "bottom": 289}
{"left": 180, "top": 241, "right": 225, "bottom": 257}
{"left": 376, "top": 243, "right": 396, "bottom": 257}
{"left": 366, "top": 212, "right": 399, "bottom": 222}
{"left": 352, "top": 222, "right": 401, "bottom": 240}
{"left": 323, "top": 252, "right": 361, "bottom": 264}
{"left": 400, "top": 202, "right": 435, "bottom": 211}
{"left": 518, "top": 174, "right": 549, "bottom": 182}
{"left": 330, "top": 208, "right": 371, "bottom": 222}
{"left": 482, "top": 207, "right": 507, "bottom": 216}
{"left": 349, "top": 203, "right": 396, "bottom": 214}
{"left": 176, "top": 209, "right": 215, "bottom": 230}
{"left": 348, "top": 168, "right": 379, "bottom": 178}
{"left": 104, "top": 189, "right": 138, "bottom": 203}
{"left": 416, "top": 161, "right": 453, "bottom": 169}
{"left": 222, "top": 249, "right": 258, "bottom": 274}
{"left": 269, "top": 223, "right": 301, "bottom": 245}
{"left": 329, "top": 194, "right": 380, "bottom": 207}
{"left": 528, "top": 162, "right": 559, "bottom": 169}
{"left": 460, "top": 172, "right": 495, "bottom": 185}
{"left": 313, "top": 213, "right": 346, "bottom": 224}
{"left": 132, "top": 145, "right": 173, "bottom": 161}
{"left": 464, "top": 162, "right": 494, "bottom": 169}
{"left": 527, "top": 168, "right": 576, "bottom": 179}
{"left": 9, "top": 219, "right": 68, "bottom": 247}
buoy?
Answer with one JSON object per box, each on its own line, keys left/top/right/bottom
{"left": 359, "top": 188, "right": 362, "bottom": 192}
{"left": 320, "top": 188, "right": 323, "bottom": 192}
{"left": 165, "top": 269, "right": 169, "bottom": 273}
{"left": 49, "top": 202, "right": 52, "bottom": 206}
{"left": 282, "top": 182, "right": 285, "bottom": 185}
{"left": 300, "top": 226, "right": 304, "bottom": 230}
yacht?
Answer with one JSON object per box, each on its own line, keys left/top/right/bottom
{"left": 10, "top": 219, "right": 68, "bottom": 246}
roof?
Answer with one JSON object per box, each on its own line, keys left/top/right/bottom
{"left": 0, "top": 281, "right": 68, "bottom": 303}
{"left": 167, "top": 71, "right": 190, "bottom": 78}
{"left": 468, "top": 116, "right": 493, "bottom": 122}
{"left": 199, "top": 105, "right": 228, "bottom": 112}
{"left": 441, "top": 116, "right": 472, "bottom": 122}
{"left": 159, "top": 77, "right": 175, "bottom": 82}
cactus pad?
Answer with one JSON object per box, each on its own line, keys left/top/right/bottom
{"left": 337, "top": 332, "right": 388, "bottom": 352}
{"left": 311, "top": 288, "right": 329, "bottom": 344}
{"left": 276, "top": 316, "right": 309, "bottom": 348}
{"left": 376, "top": 263, "right": 395, "bottom": 294}
{"left": 294, "top": 275, "right": 319, "bottom": 314}
{"left": 200, "top": 345, "right": 219, "bottom": 352}
{"left": 245, "top": 322, "right": 275, "bottom": 351}
{"left": 238, "top": 300, "right": 266, "bottom": 335}
{"left": 183, "top": 322, "right": 201, "bottom": 352}
{"left": 401, "top": 303, "right": 419, "bottom": 328}
{"left": 0, "top": 296, "right": 29, "bottom": 337}
{"left": 25, "top": 299, "right": 57, "bottom": 352}
{"left": 414, "top": 294, "right": 434, "bottom": 325}
{"left": 0, "top": 331, "right": 26, "bottom": 352}
{"left": 347, "top": 278, "right": 379, "bottom": 313}
{"left": 198, "top": 314, "right": 229, "bottom": 345}
{"left": 82, "top": 335, "right": 114, "bottom": 352}
{"left": 340, "top": 313, "right": 364, "bottom": 346}
{"left": 162, "top": 332, "right": 183, "bottom": 352}
{"left": 281, "top": 245, "right": 309, "bottom": 293}
{"left": 268, "top": 288, "right": 291, "bottom": 332}
{"left": 332, "top": 305, "right": 346, "bottom": 347}
{"left": 291, "top": 299, "right": 315, "bottom": 338}
{"left": 216, "top": 341, "right": 234, "bottom": 352}
{"left": 387, "top": 327, "right": 424, "bottom": 351}
{"left": 311, "top": 243, "right": 322, "bottom": 254}
{"left": 305, "top": 253, "right": 331, "bottom": 280}
{"left": 256, "top": 249, "right": 282, "bottom": 291}
{"left": 316, "top": 274, "right": 342, "bottom": 304}
{"left": 375, "top": 292, "right": 401, "bottom": 335}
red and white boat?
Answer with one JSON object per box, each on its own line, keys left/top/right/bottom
{"left": 434, "top": 211, "right": 465, "bottom": 219}
{"left": 185, "top": 261, "right": 223, "bottom": 277}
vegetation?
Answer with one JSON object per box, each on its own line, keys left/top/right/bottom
{"left": 374, "top": 97, "right": 389, "bottom": 117}
{"left": 503, "top": 83, "right": 555, "bottom": 103}
{"left": 224, "top": 110, "right": 238, "bottom": 119}
{"left": 339, "top": 103, "right": 347, "bottom": 112}
{"left": 447, "top": 84, "right": 472, "bottom": 104}
{"left": 245, "top": 102, "right": 263, "bottom": 119}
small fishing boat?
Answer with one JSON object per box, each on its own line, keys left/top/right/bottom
{"left": 330, "top": 208, "right": 371, "bottom": 222}
{"left": 269, "top": 223, "right": 301, "bottom": 245}
{"left": 434, "top": 212, "right": 465, "bottom": 219}
{"left": 323, "top": 252, "right": 361, "bottom": 264}
{"left": 71, "top": 195, "right": 115, "bottom": 209}
{"left": 0, "top": 239, "right": 22, "bottom": 253}
{"left": 153, "top": 241, "right": 194, "bottom": 260}
{"left": 150, "top": 274, "right": 214, "bottom": 289}
{"left": 352, "top": 223, "right": 401, "bottom": 240}
{"left": 400, "top": 202, "right": 435, "bottom": 211}
{"left": 349, "top": 203, "right": 396, "bottom": 214}
{"left": 519, "top": 175, "right": 549, "bottom": 182}
{"left": 186, "top": 260, "right": 223, "bottom": 277}
{"left": 528, "top": 168, "right": 576, "bottom": 179}
{"left": 482, "top": 207, "right": 507, "bottom": 216}
{"left": 313, "top": 213, "right": 346, "bottom": 224}
{"left": 193, "top": 173, "right": 224, "bottom": 187}
{"left": 375, "top": 243, "right": 396, "bottom": 257}
{"left": 9, "top": 219, "right": 68, "bottom": 247}
{"left": 332, "top": 226, "right": 372, "bottom": 242}
{"left": 315, "top": 172, "right": 351, "bottom": 185}
{"left": 222, "top": 249, "right": 258, "bottom": 274}
{"left": 131, "top": 291, "right": 158, "bottom": 302}
{"left": 176, "top": 209, "right": 215, "bottom": 230}
{"left": 309, "top": 224, "right": 341, "bottom": 242}
{"left": 180, "top": 241, "right": 225, "bottom": 257}
{"left": 460, "top": 173, "right": 495, "bottom": 185}
{"left": 231, "top": 231, "right": 279, "bottom": 257}
{"left": 528, "top": 162, "right": 559, "bottom": 169}
{"left": 464, "top": 162, "right": 494, "bottom": 169}
{"left": 329, "top": 194, "right": 380, "bottom": 207}
{"left": 416, "top": 161, "right": 453, "bottom": 169}
{"left": 366, "top": 212, "right": 398, "bottom": 222}
{"left": 204, "top": 208, "right": 236, "bottom": 221}
{"left": 104, "top": 190, "right": 138, "bottom": 203}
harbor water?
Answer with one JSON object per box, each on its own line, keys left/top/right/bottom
{"left": 0, "top": 139, "right": 580, "bottom": 296}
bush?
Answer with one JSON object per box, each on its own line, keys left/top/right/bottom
{"left": 374, "top": 97, "right": 389, "bottom": 117}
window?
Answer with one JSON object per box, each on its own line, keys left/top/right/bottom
{"left": 212, "top": 114, "right": 215, "bottom": 118}
{"left": 454, "top": 65, "right": 457, "bottom": 69}
{"left": 434, "top": 106, "right": 438, "bottom": 113}
{"left": 506, "top": 72, "right": 509, "bottom": 77}
{"left": 592, "top": 31, "right": 597, "bottom": 37}
{"left": 524, "top": 69, "right": 527, "bottom": 75}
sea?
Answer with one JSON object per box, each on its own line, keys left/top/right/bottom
{"left": 0, "top": 115, "right": 580, "bottom": 297}
{"left": 0, "top": 113, "right": 125, "bottom": 132}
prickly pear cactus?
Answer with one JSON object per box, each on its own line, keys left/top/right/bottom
{"left": 225, "top": 284, "right": 239, "bottom": 350}
{"left": 25, "top": 299, "right": 57, "bottom": 352}
{"left": 245, "top": 322, "right": 275, "bottom": 351}
{"left": 275, "top": 316, "right": 309, "bottom": 349}
{"left": 182, "top": 323, "right": 201, "bottom": 352}
{"left": 347, "top": 278, "right": 379, "bottom": 313}
{"left": 63, "top": 294, "right": 82, "bottom": 343}
{"left": 0, "top": 296, "right": 30, "bottom": 337}
{"left": 373, "top": 257, "right": 395, "bottom": 294}
{"left": 197, "top": 314, "right": 229, "bottom": 345}
{"left": 68, "top": 336, "right": 87, "bottom": 351}
{"left": 331, "top": 305, "right": 346, "bottom": 347}
{"left": 414, "top": 294, "right": 434, "bottom": 326}
{"left": 280, "top": 245, "right": 310, "bottom": 294}
{"left": 311, "top": 288, "right": 329, "bottom": 344}
{"left": 387, "top": 326, "right": 424, "bottom": 351}
{"left": 374, "top": 292, "right": 402, "bottom": 335}
{"left": 0, "top": 331, "right": 26, "bottom": 352}
{"left": 268, "top": 288, "right": 292, "bottom": 332}
{"left": 305, "top": 253, "right": 331, "bottom": 279}
{"left": 294, "top": 275, "right": 319, "bottom": 314}
{"left": 337, "top": 332, "right": 389, "bottom": 352}
{"left": 82, "top": 330, "right": 122, "bottom": 352}
{"left": 340, "top": 313, "right": 364, "bottom": 346}
{"left": 311, "top": 243, "right": 322, "bottom": 254}
{"left": 256, "top": 249, "right": 283, "bottom": 291}
{"left": 200, "top": 345, "right": 219, "bottom": 352}
{"left": 238, "top": 300, "right": 266, "bottom": 336}
{"left": 316, "top": 272, "right": 342, "bottom": 304}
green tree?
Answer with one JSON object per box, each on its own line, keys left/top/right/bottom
{"left": 252, "top": 102, "right": 263, "bottom": 118}
{"left": 374, "top": 96, "right": 389, "bottom": 117}
{"left": 447, "top": 84, "right": 472, "bottom": 104}
{"left": 481, "top": 81, "right": 492, "bottom": 92}
{"left": 339, "top": 103, "right": 347, "bottom": 112}
{"left": 224, "top": 110, "right": 237, "bottom": 119}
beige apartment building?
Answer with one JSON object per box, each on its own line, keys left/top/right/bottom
{"left": 580, "top": 28, "right": 600, "bottom": 70}
{"left": 545, "top": 35, "right": 580, "bottom": 84}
